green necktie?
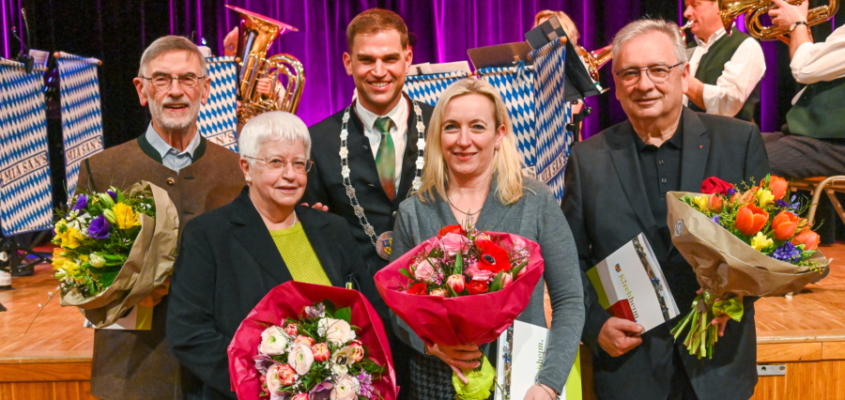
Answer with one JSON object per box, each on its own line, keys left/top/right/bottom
{"left": 374, "top": 117, "right": 396, "bottom": 200}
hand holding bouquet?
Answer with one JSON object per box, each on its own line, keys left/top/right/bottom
{"left": 53, "top": 181, "right": 178, "bottom": 328}
{"left": 228, "top": 282, "right": 397, "bottom": 400}
{"left": 375, "top": 225, "right": 544, "bottom": 400}
{"left": 668, "top": 175, "right": 828, "bottom": 359}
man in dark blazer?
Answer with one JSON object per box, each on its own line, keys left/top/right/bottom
{"left": 303, "top": 10, "right": 433, "bottom": 396}
{"left": 77, "top": 36, "right": 244, "bottom": 400}
{"left": 561, "top": 20, "right": 769, "bottom": 400}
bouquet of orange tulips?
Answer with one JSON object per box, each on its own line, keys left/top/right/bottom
{"left": 667, "top": 175, "right": 828, "bottom": 359}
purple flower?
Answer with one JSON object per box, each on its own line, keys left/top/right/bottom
{"left": 107, "top": 189, "right": 118, "bottom": 202}
{"left": 253, "top": 354, "right": 275, "bottom": 375}
{"left": 304, "top": 303, "right": 325, "bottom": 319}
{"left": 772, "top": 242, "right": 802, "bottom": 263}
{"left": 727, "top": 188, "right": 738, "bottom": 197}
{"left": 87, "top": 215, "right": 111, "bottom": 239}
{"left": 356, "top": 371, "right": 375, "bottom": 398}
{"left": 309, "top": 380, "right": 333, "bottom": 400}
{"left": 710, "top": 215, "right": 721, "bottom": 226}
{"left": 72, "top": 194, "right": 88, "bottom": 213}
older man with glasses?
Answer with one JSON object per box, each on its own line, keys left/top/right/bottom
{"left": 77, "top": 35, "right": 244, "bottom": 400}
{"left": 561, "top": 20, "right": 769, "bottom": 400}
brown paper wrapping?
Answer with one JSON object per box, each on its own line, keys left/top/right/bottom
{"left": 666, "top": 191, "right": 828, "bottom": 299}
{"left": 59, "top": 181, "right": 179, "bottom": 328}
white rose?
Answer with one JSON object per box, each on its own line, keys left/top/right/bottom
{"left": 317, "top": 318, "right": 356, "bottom": 346}
{"left": 330, "top": 375, "right": 360, "bottom": 400}
{"left": 266, "top": 364, "right": 282, "bottom": 394}
{"left": 259, "top": 326, "right": 289, "bottom": 355}
{"left": 287, "top": 343, "right": 314, "bottom": 375}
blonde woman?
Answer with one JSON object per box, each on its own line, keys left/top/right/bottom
{"left": 534, "top": 9, "right": 580, "bottom": 45}
{"left": 390, "top": 78, "right": 584, "bottom": 400}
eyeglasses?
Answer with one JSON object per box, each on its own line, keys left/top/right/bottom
{"left": 614, "top": 62, "right": 685, "bottom": 86}
{"left": 141, "top": 74, "right": 205, "bottom": 90}
{"left": 244, "top": 156, "right": 314, "bottom": 174}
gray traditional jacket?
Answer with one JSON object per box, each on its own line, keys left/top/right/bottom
{"left": 390, "top": 177, "right": 585, "bottom": 392}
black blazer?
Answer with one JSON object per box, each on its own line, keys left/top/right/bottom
{"left": 304, "top": 95, "right": 434, "bottom": 277}
{"left": 561, "top": 108, "right": 769, "bottom": 400}
{"left": 166, "top": 187, "right": 378, "bottom": 400}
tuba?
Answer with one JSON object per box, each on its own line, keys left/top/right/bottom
{"left": 575, "top": 44, "right": 613, "bottom": 82}
{"left": 719, "top": 0, "right": 839, "bottom": 40}
{"left": 227, "top": 5, "right": 306, "bottom": 124}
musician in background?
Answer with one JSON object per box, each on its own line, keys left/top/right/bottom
{"left": 682, "top": 0, "right": 766, "bottom": 122}
{"left": 223, "top": 27, "right": 282, "bottom": 107}
{"left": 303, "top": 9, "right": 434, "bottom": 398}
{"left": 765, "top": 0, "right": 845, "bottom": 178}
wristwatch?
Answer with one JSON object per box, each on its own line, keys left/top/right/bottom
{"left": 790, "top": 20, "right": 808, "bottom": 33}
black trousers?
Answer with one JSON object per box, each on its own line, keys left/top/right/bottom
{"left": 763, "top": 132, "right": 845, "bottom": 179}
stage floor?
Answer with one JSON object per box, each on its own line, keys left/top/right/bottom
{"left": 2, "top": 244, "right": 844, "bottom": 400}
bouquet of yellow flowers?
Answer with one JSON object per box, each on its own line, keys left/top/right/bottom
{"left": 53, "top": 181, "right": 178, "bottom": 328}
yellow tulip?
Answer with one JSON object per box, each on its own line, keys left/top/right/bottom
{"left": 113, "top": 203, "right": 141, "bottom": 229}
{"left": 750, "top": 232, "right": 773, "bottom": 251}
{"left": 756, "top": 189, "right": 775, "bottom": 207}
{"left": 694, "top": 195, "right": 709, "bottom": 211}
{"left": 60, "top": 260, "right": 80, "bottom": 275}
{"left": 52, "top": 248, "right": 70, "bottom": 270}
{"left": 57, "top": 226, "right": 85, "bottom": 249}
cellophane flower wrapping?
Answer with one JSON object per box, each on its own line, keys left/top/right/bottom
{"left": 227, "top": 281, "right": 398, "bottom": 400}
{"left": 374, "top": 231, "right": 544, "bottom": 348}
{"left": 56, "top": 181, "right": 179, "bottom": 328}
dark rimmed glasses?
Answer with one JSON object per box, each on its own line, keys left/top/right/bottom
{"left": 141, "top": 73, "right": 206, "bottom": 90}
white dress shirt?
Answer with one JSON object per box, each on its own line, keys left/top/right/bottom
{"left": 684, "top": 28, "right": 766, "bottom": 117}
{"left": 790, "top": 25, "right": 845, "bottom": 104}
{"left": 355, "top": 97, "right": 409, "bottom": 194}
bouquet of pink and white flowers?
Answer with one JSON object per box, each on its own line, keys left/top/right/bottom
{"left": 228, "top": 282, "right": 397, "bottom": 400}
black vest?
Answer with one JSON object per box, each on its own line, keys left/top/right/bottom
{"left": 786, "top": 76, "right": 845, "bottom": 140}
{"left": 688, "top": 31, "right": 761, "bottom": 122}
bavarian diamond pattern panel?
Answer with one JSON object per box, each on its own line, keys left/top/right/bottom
{"left": 0, "top": 60, "right": 53, "bottom": 235}
{"left": 404, "top": 71, "right": 471, "bottom": 106}
{"left": 57, "top": 52, "right": 104, "bottom": 196}
{"left": 531, "top": 40, "right": 573, "bottom": 203}
{"left": 478, "top": 64, "right": 536, "bottom": 174}
{"left": 198, "top": 57, "right": 238, "bottom": 152}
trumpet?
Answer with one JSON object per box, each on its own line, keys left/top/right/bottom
{"left": 719, "top": 0, "right": 839, "bottom": 40}
{"left": 575, "top": 44, "right": 613, "bottom": 82}
{"left": 227, "top": 5, "right": 306, "bottom": 124}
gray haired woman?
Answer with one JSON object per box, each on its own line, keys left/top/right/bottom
{"left": 166, "top": 111, "right": 383, "bottom": 400}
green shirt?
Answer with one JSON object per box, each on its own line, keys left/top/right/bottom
{"left": 269, "top": 222, "right": 332, "bottom": 286}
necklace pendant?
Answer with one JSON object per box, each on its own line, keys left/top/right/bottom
{"left": 376, "top": 231, "right": 394, "bottom": 260}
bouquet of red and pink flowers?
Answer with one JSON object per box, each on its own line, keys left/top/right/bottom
{"left": 668, "top": 175, "right": 829, "bottom": 359}
{"left": 375, "top": 225, "right": 544, "bottom": 399}
{"left": 228, "top": 282, "right": 397, "bottom": 400}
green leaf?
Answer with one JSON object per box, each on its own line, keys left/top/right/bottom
{"left": 447, "top": 283, "right": 459, "bottom": 298}
{"left": 454, "top": 253, "right": 463, "bottom": 276}
{"left": 99, "top": 270, "right": 120, "bottom": 288}
{"left": 489, "top": 271, "right": 504, "bottom": 292}
{"left": 511, "top": 261, "right": 528, "bottom": 278}
{"left": 399, "top": 268, "right": 414, "bottom": 280}
{"left": 334, "top": 307, "right": 352, "bottom": 324}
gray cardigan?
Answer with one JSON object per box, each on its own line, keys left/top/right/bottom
{"left": 390, "top": 177, "right": 585, "bottom": 392}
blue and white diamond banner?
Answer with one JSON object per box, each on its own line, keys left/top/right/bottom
{"left": 404, "top": 71, "right": 472, "bottom": 106}
{"left": 0, "top": 59, "right": 53, "bottom": 235}
{"left": 530, "top": 40, "right": 573, "bottom": 203}
{"left": 56, "top": 52, "right": 104, "bottom": 196}
{"left": 478, "top": 63, "right": 538, "bottom": 176}
{"left": 198, "top": 56, "right": 238, "bottom": 152}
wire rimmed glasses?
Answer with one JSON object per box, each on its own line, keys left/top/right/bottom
{"left": 614, "top": 62, "right": 685, "bottom": 86}
{"left": 243, "top": 156, "right": 314, "bottom": 174}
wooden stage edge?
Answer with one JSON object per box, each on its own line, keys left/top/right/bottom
{"left": 2, "top": 244, "right": 845, "bottom": 400}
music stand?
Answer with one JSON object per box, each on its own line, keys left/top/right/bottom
{"left": 0, "top": 227, "right": 51, "bottom": 277}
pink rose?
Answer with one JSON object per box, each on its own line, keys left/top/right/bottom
{"left": 347, "top": 340, "right": 365, "bottom": 363}
{"left": 274, "top": 363, "right": 297, "bottom": 386}
{"left": 295, "top": 335, "right": 316, "bottom": 347}
{"left": 446, "top": 274, "right": 465, "bottom": 293}
{"left": 285, "top": 323, "right": 298, "bottom": 336}
{"left": 501, "top": 273, "right": 514, "bottom": 289}
{"left": 413, "top": 259, "right": 437, "bottom": 282}
{"left": 430, "top": 288, "right": 447, "bottom": 297}
{"left": 464, "top": 262, "right": 496, "bottom": 280}
{"left": 311, "top": 342, "right": 330, "bottom": 362}
{"left": 441, "top": 232, "right": 468, "bottom": 256}
{"left": 292, "top": 394, "right": 310, "bottom": 400}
